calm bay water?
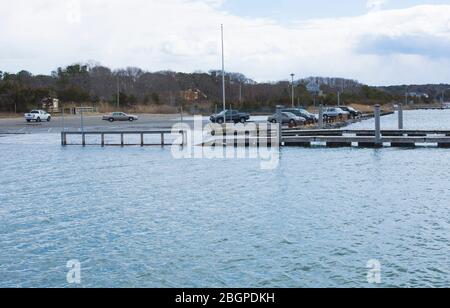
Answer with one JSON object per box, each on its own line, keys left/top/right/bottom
{"left": 0, "top": 110, "right": 449, "bottom": 288}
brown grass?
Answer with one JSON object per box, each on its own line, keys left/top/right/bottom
{"left": 0, "top": 113, "right": 21, "bottom": 119}
{"left": 97, "top": 102, "right": 180, "bottom": 114}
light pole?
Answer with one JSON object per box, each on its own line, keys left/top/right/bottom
{"left": 221, "top": 24, "right": 226, "bottom": 118}
{"left": 117, "top": 77, "right": 120, "bottom": 109}
{"left": 291, "top": 74, "right": 295, "bottom": 108}
{"left": 239, "top": 83, "right": 242, "bottom": 105}
{"left": 441, "top": 88, "right": 450, "bottom": 108}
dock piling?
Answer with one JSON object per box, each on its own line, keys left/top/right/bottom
{"left": 318, "top": 105, "right": 324, "bottom": 129}
{"left": 398, "top": 104, "right": 404, "bottom": 130}
{"left": 374, "top": 105, "right": 382, "bottom": 147}
{"left": 276, "top": 105, "right": 283, "bottom": 146}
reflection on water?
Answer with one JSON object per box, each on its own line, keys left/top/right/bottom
{"left": 349, "top": 109, "right": 450, "bottom": 130}
{"left": 0, "top": 111, "right": 449, "bottom": 288}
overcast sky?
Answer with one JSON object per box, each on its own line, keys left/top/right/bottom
{"left": 0, "top": 0, "right": 449, "bottom": 85}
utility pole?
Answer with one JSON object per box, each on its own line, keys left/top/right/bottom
{"left": 117, "top": 77, "right": 120, "bottom": 109}
{"left": 239, "top": 83, "right": 242, "bottom": 104}
{"left": 221, "top": 24, "right": 226, "bottom": 116}
{"left": 291, "top": 74, "right": 295, "bottom": 108}
{"left": 61, "top": 103, "right": 65, "bottom": 132}
{"left": 337, "top": 91, "right": 341, "bottom": 107}
{"left": 80, "top": 104, "right": 84, "bottom": 133}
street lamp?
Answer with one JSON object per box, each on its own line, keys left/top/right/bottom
{"left": 291, "top": 74, "right": 295, "bottom": 108}
{"left": 441, "top": 88, "right": 450, "bottom": 108}
{"left": 221, "top": 24, "right": 226, "bottom": 116}
{"left": 117, "top": 77, "right": 120, "bottom": 109}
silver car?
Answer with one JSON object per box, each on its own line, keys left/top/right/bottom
{"left": 268, "top": 112, "right": 306, "bottom": 126}
{"left": 323, "top": 108, "right": 350, "bottom": 119}
{"left": 102, "top": 112, "right": 139, "bottom": 122}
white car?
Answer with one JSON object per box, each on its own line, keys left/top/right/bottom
{"left": 25, "top": 110, "right": 52, "bottom": 122}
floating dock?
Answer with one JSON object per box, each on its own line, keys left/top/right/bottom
{"left": 203, "top": 128, "right": 450, "bottom": 148}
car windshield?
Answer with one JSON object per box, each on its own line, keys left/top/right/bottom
{"left": 31, "top": 111, "right": 39, "bottom": 114}
{"left": 299, "top": 109, "right": 312, "bottom": 116}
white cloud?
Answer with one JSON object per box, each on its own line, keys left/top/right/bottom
{"left": 0, "top": 0, "right": 449, "bottom": 85}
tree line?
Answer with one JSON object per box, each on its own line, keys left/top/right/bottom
{"left": 0, "top": 63, "right": 444, "bottom": 113}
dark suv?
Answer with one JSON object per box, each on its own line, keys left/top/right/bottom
{"left": 210, "top": 110, "right": 250, "bottom": 124}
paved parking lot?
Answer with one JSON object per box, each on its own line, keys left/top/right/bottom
{"left": 0, "top": 114, "right": 209, "bottom": 134}
{"left": 0, "top": 114, "right": 271, "bottom": 134}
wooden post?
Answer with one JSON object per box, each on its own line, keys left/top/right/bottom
{"left": 318, "top": 105, "right": 324, "bottom": 129}
{"left": 276, "top": 105, "right": 283, "bottom": 146}
{"left": 398, "top": 103, "right": 404, "bottom": 130}
{"left": 101, "top": 133, "right": 105, "bottom": 147}
{"left": 121, "top": 133, "right": 124, "bottom": 147}
{"left": 141, "top": 133, "right": 144, "bottom": 147}
{"left": 374, "top": 105, "right": 382, "bottom": 146}
{"left": 161, "top": 133, "right": 165, "bottom": 147}
{"left": 82, "top": 133, "right": 86, "bottom": 147}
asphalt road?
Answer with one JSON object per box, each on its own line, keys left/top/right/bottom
{"left": 0, "top": 114, "right": 212, "bottom": 134}
{"left": 0, "top": 114, "right": 273, "bottom": 134}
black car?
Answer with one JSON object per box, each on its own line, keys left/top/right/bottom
{"left": 336, "top": 106, "right": 361, "bottom": 117}
{"left": 210, "top": 110, "right": 250, "bottom": 124}
{"left": 282, "top": 108, "right": 317, "bottom": 124}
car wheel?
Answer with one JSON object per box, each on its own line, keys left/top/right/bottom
{"left": 129, "top": 117, "right": 134, "bottom": 122}
{"left": 271, "top": 120, "right": 277, "bottom": 124}
{"left": 217, "top": 118, "right": 224, "bottom": 124}
{"left": 47, "top": 117, "right": 51, "bottom": 122}
{"left": 26, "top": 120, "right": 31, "bottom": 123}
{"left": 36, "top": 117, "right": 41, "bottom": 122}
{"left": 240, "top": 118, "right": 246, "bottom": 124}
{"left": 289, "top": 119, "right": 296, "bottom": 126}
{"left": 109, "top": 118, "right": 114, "bottom": 122}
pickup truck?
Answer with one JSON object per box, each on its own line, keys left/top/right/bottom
{"left": 24, "top": 110, "right": 52, "bottom": 122}
{"left": 210, "top": 110, "right": 250, "bottom": 124}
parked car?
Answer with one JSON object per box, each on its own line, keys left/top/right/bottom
{"left": 210, "top": 110, "right": 250, "bottom": 124}
{"left": 102, "top": 112, "right": 139, "bottom": 122}
{"left": 282, "top": 108, "right": 317, "bottom": 124}
{"left": 335, "top": 106, "right": 361, "bottom": 117}
{"left": 268, "top": 112, "right": 306, "bottom": 126}
{"left": 322, "top": 107, "right": 350, "bottom": 119}
{"left": 24, "top": 110, "right": 51, "bottom": 122}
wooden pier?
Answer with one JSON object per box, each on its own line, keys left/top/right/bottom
{"left": 202, "top": 128, "right": 450, "bottom": 148}
{"left": 61, "top": 130, "right": 186, "bottom": 147}
{"left": 283, "top": 129, "right": 450, "bottom": 148}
